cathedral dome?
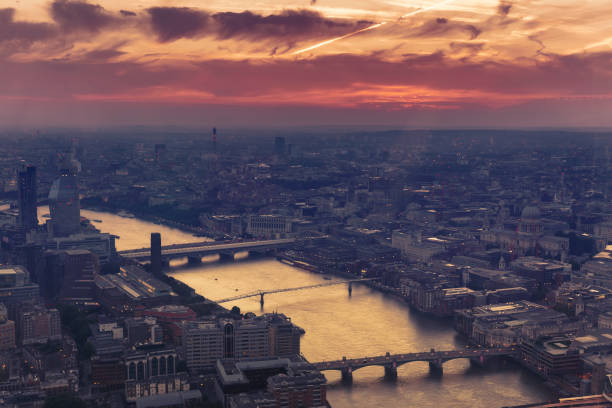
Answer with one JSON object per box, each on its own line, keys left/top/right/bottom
{"left": 521, "top": 206, "right": 541, "bottom": 220}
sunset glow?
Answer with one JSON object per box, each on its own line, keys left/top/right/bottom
{"left": 2, "top": 0, "right": 612, "bottom": 127}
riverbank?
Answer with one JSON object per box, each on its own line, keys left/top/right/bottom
{"left": 81, "top": 202, "right": 211, "bottom": 237}
{"left": 277, "top": 252, "right": 407, "bottom": 300}
{"left": 94, "top": 209, "right": 558, "bottom": 405}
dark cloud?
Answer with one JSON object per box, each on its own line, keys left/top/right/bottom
{"left": 120, "top": 10, "right": 136, "bottom": 17}
{"left": 211, "top": 9, "right": 368, "bottom": 41}
{"left": 147, "top": 7, "right": 210, "bottom": 43}
{"left": 402, "top": 17, "right": 481, "bottom": 40}
{"left": 498, "top": 1, "right": 513, "bottom": 16}
{"left": 147, "top": 7, "right": 370, "bottom": 43}
{"left": 82, "top": 47, "right": 125, "bottom": 61}
{"left": 0, "top": 8, "right": 57, "bottom": 43}
{"left": 450, "top": 41, "right": 485, "bottom": 52}
{"left": 50, "top": 0, "right": 117, "bottom": 33}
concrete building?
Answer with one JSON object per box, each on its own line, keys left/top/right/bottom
{"left": 0, "top": 266, "right": 40, "bottom": 318}
{"left": 181, "top": 314, "right": 302, "bottom": 373}
{"left": 125, "top": 347, "right": 189, "bottom": 403}
{"left": 59, "top": 249, "right": 99, "bottom": 305}
{"left": 454, "top": 301, "right": 571, "bottom": 347}
{"left": 182, "top": 320, "right": 224, "bottom": 372}
{"left": 247, "top": 215, "right": 292, "bottom": 238}
{"left": 0, "top": 303, "right": 15, "bottom": 350}
{"left": 480, "top": 206, "right": 569, "bottom": 260}
{"left": 18, "top": 304, "right": 61, "bottom": 345}
{"left": 125, "top": 317, "right": 163, "bottom": 346}
{"left": 217, "top": 358, "right": 327, "bottom": 408}
{"left": 45, "top": 233, "right": 115, "bottom": 265}
{"left": 595, "top": 222, "right": 612, "bottom": 244}
{"left": 391, "top": 230, "right": 446, "bottom": 262}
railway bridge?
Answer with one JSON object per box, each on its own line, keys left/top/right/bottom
{"left": 118, "top": 237, "right": 298, "bottom": 264}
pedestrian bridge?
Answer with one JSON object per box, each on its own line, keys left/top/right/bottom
{"left": 118, "top": 238, "right": 297, "bottom": 262}
{"left": 214, "top": 278, "right": 377, "bottom": 306}
{"left": 312, "top": 347, "right": 517, "bottom": 381}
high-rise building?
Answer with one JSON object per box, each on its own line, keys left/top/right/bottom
{"left": 18, "top": 165, "right": 37, "bottom": 231}
{"left": 48, "top": 161, "right": 81, "bottom": 237}
{"left": 274, "top": 136, "right": 285, "bottom": 156}
{"left": 155, "top": 144, "right": 167, "bottom": 164}
{"left": 212, "top": 127, "right": 217, "bottom": 152}
{"left": 59, "top": 249, "right": 99, "bottom": 305}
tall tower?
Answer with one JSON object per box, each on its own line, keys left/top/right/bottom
{"left": 48, "top": 156, "right": 81, "bottom": 237}
{"left": 18, "top": 165, "right": 38, "bottom": 231}
{"left": 151, "top": 233, "right": 162, "bottom": 276}
{"left": 212, "top": 127, "right": 217, "bottom": 153}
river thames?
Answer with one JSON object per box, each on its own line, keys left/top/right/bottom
{"left": 60, "top": 208, "right": 554, "bottom": 408}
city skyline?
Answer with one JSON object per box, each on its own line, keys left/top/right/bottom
{"left": 2, "top": 0, "right": 612, "bottom": 127}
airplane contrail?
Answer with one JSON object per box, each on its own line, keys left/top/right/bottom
{"left": 292, "top": 0, "right": 455, "bottom": 55}
{"left": 401, "top": 0, "right": 456, "bottom": 18}
{"left": 292, "top": 22, "right": 387, "bottom": 55}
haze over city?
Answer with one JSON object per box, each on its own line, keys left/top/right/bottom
{"left": 2, "top": 1, "right": 612, "bottom": 408}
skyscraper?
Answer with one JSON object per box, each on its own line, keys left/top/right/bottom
{"left": 18, "top": 165, "right": 37, "bottom": 231}
{"left": 212, "top": 127, "right": 217, "bottom": 152}
{"left": 48, "top": 158, "right": 81, "bottom": 237}
{"left": 274, "top": 136, "right": 285, "bottom": 156}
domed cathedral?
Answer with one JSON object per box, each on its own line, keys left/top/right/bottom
{"left": 480, "top": 205, "right": 569, "bottom": 260}
{"left": 519, "top": 206, "right": 544, "bottom": 234}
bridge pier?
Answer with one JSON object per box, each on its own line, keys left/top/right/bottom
{"left": 348, "top": 282, "right": 352, "bottom": 296}
{"left": 161, "top": 259, "right": 170, "bottom": 269}
{"left": 341, "top": 367, "right": 353, "bottom": 383}
{"left": 429, "top": 360, "right": 444, "bottom": 376}
{"left": 260, "top": 293, "right": 265, "bottom": 308}
{"left": 219, "top": 252, "right": 234, "bottom": 262}
{"left": 384, "top": 364, "right": 398, "bottom": 380}
{"left": 470, "top": 354, "right": 487, "bottom": 368}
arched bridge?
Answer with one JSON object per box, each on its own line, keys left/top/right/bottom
{"left": 118, "top": 238, "right": 297, "bottom": 262}
{"left": 214, "top": 278, "right": 378, "bottom": 306}
{"left": 312, "top": 347, "right": 517, "bottom": 381}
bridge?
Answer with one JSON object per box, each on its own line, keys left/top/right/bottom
{"left": 214, "top": 278, "right": 378, "bottom": 306}
{"left": 118, "top": 238, "right": 297, "bottom": 263}
{"left": 312, "top": 347, "right": 517, "bottom": 381}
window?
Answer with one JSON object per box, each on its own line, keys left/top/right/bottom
{"left": 160, "top": 356, "right": 167, "bottom": 375}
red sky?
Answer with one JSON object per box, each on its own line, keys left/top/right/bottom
{"left": 2, "top": 0, "right": 612, "bottom": 128}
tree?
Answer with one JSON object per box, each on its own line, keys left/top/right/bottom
{"left": 230, "top": 306, "right": 241, "bottom": 316}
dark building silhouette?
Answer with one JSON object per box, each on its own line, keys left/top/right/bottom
{"left": 60, "top": 249, "right": 99, "bottom": 305}
{"left": 18, "top": 165, "right": 37, "bottom": 231}
{"left": 212, "top": 127, "right": 217, "bottom": 152}
{"left": 154, "top": 144, "right": 166, "bottom": 164}
{"left": 274, "top": 136, "right": 285, "bottom": 156}
{"left": 48, "top": 160, "right": 80, "bottom": 237}
{"left": 151, "top": 233, "right": 162, "bottom": 276}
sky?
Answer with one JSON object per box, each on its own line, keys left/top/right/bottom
{"left": 1, "top": 0, "right": 612, "bottom": 128}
